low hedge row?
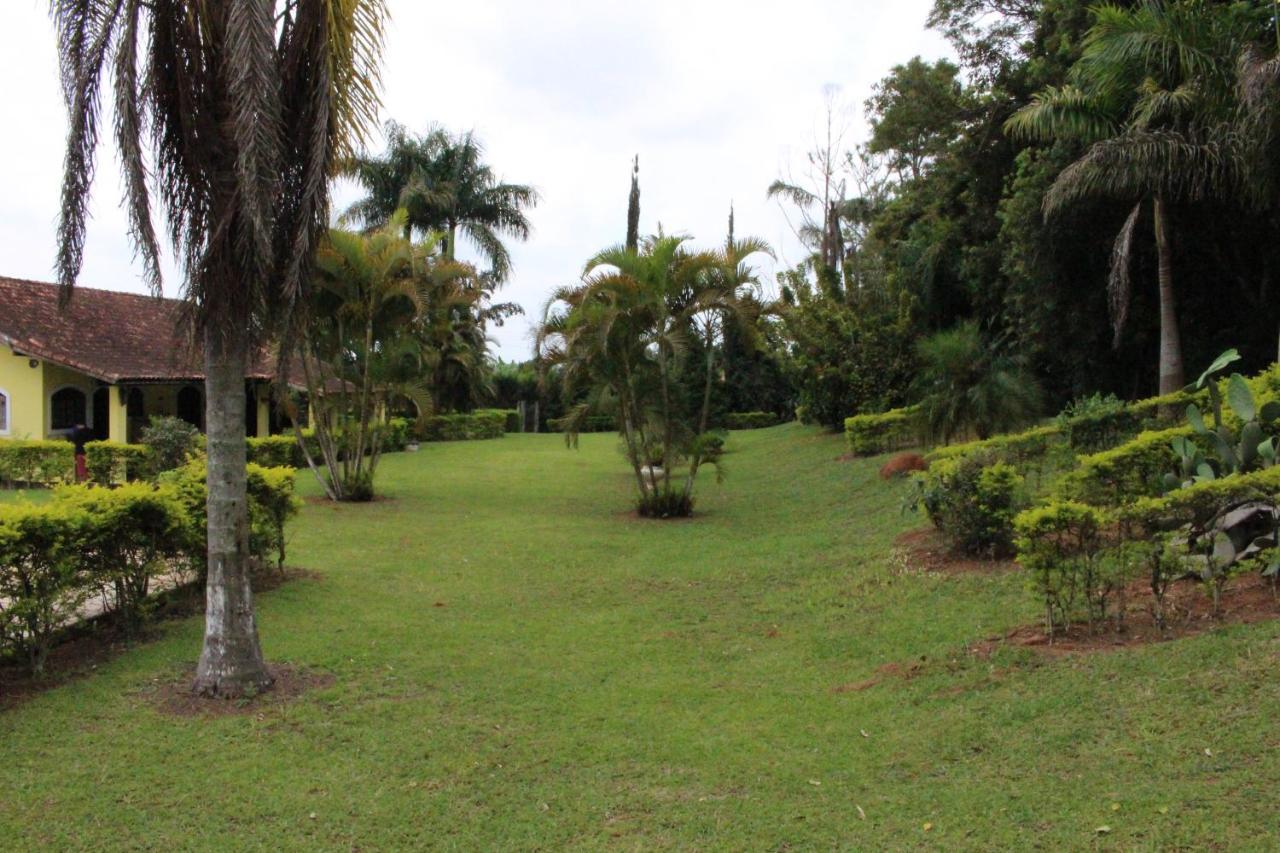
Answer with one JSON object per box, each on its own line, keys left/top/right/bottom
{"left": 417, "top": 409, "right": 512, "bottom": 441}
{"left": 0, "top": 467, "right": 299, "bottom": 675}
{"left": 0, "top": 440, "right": 75, "bottom": 487}
{"left": 844, "top": 406, "right": 920, "bottom": 456}
{"left": 547, "top": 415, "right": 617, "bottom": 434}
{"left": 1054, "top": 425, "right": 1199, "bottom": 507}
{"left": 722, "top": 412, "right": 781, "bottom": 430}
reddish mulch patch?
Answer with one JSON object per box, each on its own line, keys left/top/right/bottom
{"left": 894, "top": 527, "right": 1018, "bottom": 576}
{"left": 831, "top": 659, "right": 928, "bottom": 694}
{"left": 970, "top": 572, "right": 1280, "bottom": 658}
{"left": 0, "top": 568, "right": 316, "bottom": 712}
{"left": 141, "top": 663, "right": 336, "bottom": 718}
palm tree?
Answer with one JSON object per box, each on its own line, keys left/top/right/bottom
{"left": 298, "top": 213, "right": 426, "bottom": 502}
{"left": 537, "top": 235, "right": 718, "bottom": 516}
{"left": 345, "top": 123, "right": 539, "bottom": 282}
{"left": 1006, "top": 1, "right": 1260, "bottom": 397}
{"left": 912, "top": 322, "right": 1043, "bottom": 444}
{"left": 680, "top": 216, "right": 774, "bottom": 500}
{"left": 53, "top": 1, "right": 387, "bottom": 697}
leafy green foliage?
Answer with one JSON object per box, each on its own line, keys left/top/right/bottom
{"left": 417, "top": 410, "right": 509, "bottom": 442}
{"left": 138, "top": 416, "right": 200, "bottom": 476}
{"left": 844, "top": 407, "right": 921, "bottom": 456}
{"left": 721, "top": 412, "right": 781, "bottom": 430}
{"left": 913, "top": 457, "right": 1026, "bottom": 557}
{"left": 912, "top": 322, "right": 1043, "bottom": 444}
{"left": 83, "top": 442, "right": 151, "bottom": 485}
{"left": 0, "top": 441, "right": 75, "bottom": 488}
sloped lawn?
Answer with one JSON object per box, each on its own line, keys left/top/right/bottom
{"left": 2, "top": 424, "right": 1278, "bottom": 848}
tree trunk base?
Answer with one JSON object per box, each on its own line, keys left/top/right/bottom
{"left": 191, "top": 667, "right": 276, "bottom": 700}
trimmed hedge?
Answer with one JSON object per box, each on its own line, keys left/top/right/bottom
{"left": 418, "top": 409, "right": 509, "bottom": 441}
{"left": 1120, "top": 464, "right": 1280, "bottom": 533}
{"left": 723, "top": 412, "right": 781, "bottom": 430}
{"left": 547, "top": 415, "right": 617, "bottom": 434}
{"left": 0, "top": 440, "right": 75, "bottom": 487}
{"left": 1055, "top": 425, "right": 1198, "bottom": 507}
{"left": 925, "top": 425, "right": 1062, "bottom": 467}
{"left": 85, "top": 441, "right": 151, "bottom": 485}
{"left": 0, "top": 482, "right": 191, "bottom": 672}
{"left": 844, "top": 406, "right": 920, "bottom": 456}
{"left": 247, "top": 435, "right": 306, "bottom": 468}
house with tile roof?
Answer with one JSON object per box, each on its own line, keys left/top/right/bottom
{"left": 0, "top": 276, "right": 290, "bottom": 443}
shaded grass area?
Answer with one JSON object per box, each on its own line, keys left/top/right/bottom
{"left": 2, "top": 424, "right": 1280, "bottom": 849}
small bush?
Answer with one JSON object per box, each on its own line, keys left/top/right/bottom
{"left": 84, "top": 441, "right": 151, "bottom": 485}
{"left": 913, "top": 458, "right": 1027, "bottom": 557}
{"left": 637, "top": 487, "right": 694, "bottom": 519}
{"left": 0, "top": 440, "right": 75, "bottom": 488}
{"left": 844, "top": 406, "right": 920, "bottom": 456}
{"left": 1014, "top": 500, "right": 1110, "bottom": 639}
{"left": 723, "top": 412, "right": 780, "bottom": 430}
{"left": 246, "top": 464, "right": 303, "bottom": 572}
{"left": 139, "top": 416, "right": 201, "bottom": 475}
{"left": 0, "top": 501, "right": 93, "bottom": 673}
{"left": 381, "top": 417, "right": 413, "bottom": 452}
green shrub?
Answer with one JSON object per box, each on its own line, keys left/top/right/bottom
{"left": 0, "top": 440, "right": 75, "bottom": 488}
{"left": 1056, "top": 393, "right": 1139, "bottom": 452}
{"left": 723, "top": 412, "right": 781, "bottom": 430}
{"left": 246, "top": 464, "right": 302, "bottom": 573}
{"left": 547, "top": 414, "right": 616, "bottom": 433}
{"left": 637, "top": 486, "right": 694, "bottom": 519}
{"left": 844, "top": 406, "right": 920, "bottom": 456}
{"left": 912, "top": 321, "right": 1043, "bottom": 444}
{"left": 501, "top": 410, "right": 521, "bottom": 433}
{"left": 1014, "top": 500, "right": 1111, "bottom": 639}
{"left": 1121, "top": 465, "right": 1280, "bottom": 535}
{"left": 246, "top": 435, "right": 304, "bottom": 468}
{"left": 0, "top": 500, "right": 93, "bottom": 674}
{"left": 84, "top": 441, "right": 151, "bottom": 485}
{"left": 381, "top": 417, "right": 413, "bottom": 452}
{"left": 53, "top": 482, "right": 189, "bottom": 632}
{"left": 417, "top": 410, "right": 508, "bottom": 441}
{"left": 1056, "top": 426, "right": 1199, "bottom": 506}
{"left": 139, "top": 416, "right": 201, "bottom": 475}
{"left": 913, "top": 458, "right": 1027, "bottom": 557}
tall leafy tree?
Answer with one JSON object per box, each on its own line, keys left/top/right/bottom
{"left": 52, "top": 0, "right": 386, "bottom": 697}
{"left": 345, "top": 122, "right": 538, "bottom": 282}
{"left": 1006, "top": 0, "right": 1266, "bottom": 395}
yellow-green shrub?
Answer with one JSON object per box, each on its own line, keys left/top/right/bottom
{"left": 0, "top": 500, "right": 93, "bottom": 673}
{"left": 417, "top": 410, "right": 508, "bottom": 441}
{"left": 84, "top": 441, "right": 151, "bottom": 485}
{"left": 844, "top": 406, "right": 919, "bottom": 456}
{"left": 913, "top": 457, "right": 1027, "bottom": 556}
{"left": 1014, "top": 500, "right": 1111, "bottom": 638}
{"left": 0, "top": 439, "right": 75, "bottom": 487}
{"left": 52, "top": 482, "right": 189, "bottom": 630}
{"left": 1056, "top": 425, "right": 1199, "bottom": 506}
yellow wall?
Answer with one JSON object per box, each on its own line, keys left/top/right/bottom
{"left": 108, "top": 385, "right": 128, "bottom": 443}
{"left": 0, "top": 343, "right": 46, "bottom": 439}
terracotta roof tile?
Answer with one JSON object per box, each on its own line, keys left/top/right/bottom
{"left": 0, "top": 276, "right": 278, "bottom": 383}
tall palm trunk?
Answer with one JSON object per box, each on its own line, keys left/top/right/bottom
{"left": 683, "top": 332, "right": 716, "bottom": 501}
{"left": 193, "top": 326, "right": 272, "bottom": 697}
{"left": 1153, "top": 197, "right": 1185, "bottom": 397}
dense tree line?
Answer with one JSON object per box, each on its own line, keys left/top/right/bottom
{"left": 764, "top": 0, "right": 1280, "bottom": 428}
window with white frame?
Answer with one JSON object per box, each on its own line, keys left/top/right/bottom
{"left": 0, "top": 388, "right": 8, "bottom": 434}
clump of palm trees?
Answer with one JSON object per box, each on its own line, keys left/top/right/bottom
{"left": 342, "top": 122, "right": 534, "bottom": 412}
{"left": 537, "top": 230, "right": 772, "bottom": 518}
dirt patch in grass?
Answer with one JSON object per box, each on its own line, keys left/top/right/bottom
{"left": 969, "top": 572, "right": 1280, "bottom": 658}
{"left": 142, "top": 663, "right": 336, "bottom": 718}
{"left": 894, "top": 527, "right": 1018, "bottom": 576}
{"left": 0, "top": 568, "right": 315, "bottom": 712}
{"left": 832, "top": 659, "right": 928, "bottom": 693}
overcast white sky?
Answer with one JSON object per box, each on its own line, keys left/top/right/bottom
{"left": 0, "top": 1, "right": 950, "bottom": 359}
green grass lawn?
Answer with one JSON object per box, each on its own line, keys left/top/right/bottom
{"left": 3, "top": 424, "right": 1280, "bottom": 849}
